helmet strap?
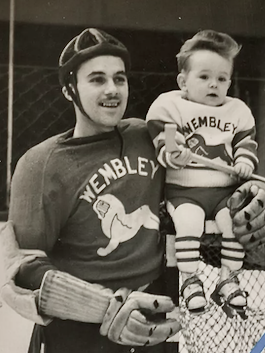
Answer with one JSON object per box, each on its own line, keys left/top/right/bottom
{"left": 66, "top": 72, "right": 92, "bottom": 121}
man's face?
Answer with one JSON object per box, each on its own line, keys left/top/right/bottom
{"left": 75, "top": 55, "right": 129, "bottom": 134}
{"left": 182, "top": 50, "right": 232, "bottom": 106}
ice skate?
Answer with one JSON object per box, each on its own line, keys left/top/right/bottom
{"left": 181, "top": 274, "right": 207, "bottom": 314}
{"left": 211, "top": 272, "right": 248, "bottom": 319}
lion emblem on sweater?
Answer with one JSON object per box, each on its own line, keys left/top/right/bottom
{"left": 93, "top": 194, "right": 159, "bottom": 256}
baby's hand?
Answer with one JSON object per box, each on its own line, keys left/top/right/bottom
{"left": 169, "top": 146, "right": 192, "bottom": 167}
{"left": 234, "top": 162, "right": 253, "bottom": 179}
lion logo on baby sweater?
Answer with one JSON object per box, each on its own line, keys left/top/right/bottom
{"left": 187, "top": 133, "right": 232, "bottom": 164}
{"left": 93, "top": 194, "right": 159, "bottom": 256}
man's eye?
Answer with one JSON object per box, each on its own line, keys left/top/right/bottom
{"left": 114, "top": 76, "right": 127, "bottom": 84}
{"left": 91, "top": 77, "right": 105, "bottom": 83}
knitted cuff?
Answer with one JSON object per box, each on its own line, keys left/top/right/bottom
{"left": 38, "top": 270, "right": 113, "bottom": 323}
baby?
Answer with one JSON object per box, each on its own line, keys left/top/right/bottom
{"left": 147, "top": 30, "right": 258, "bottom": 312}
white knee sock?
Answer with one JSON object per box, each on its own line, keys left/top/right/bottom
{"left": 168, "top": 203, "right": 205, "bottom": 273}
{"left": 215, "top": 207, "right": 244, "bottom": 278}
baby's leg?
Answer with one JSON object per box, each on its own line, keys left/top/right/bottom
{"left": 171, "top": 203, "right": 204, "bottom": 273}
{"left": 215, "top": 207, "right": 246, "bottom": 306}
{"left": 169, "top": 203, "right": 206, "bottom": 310}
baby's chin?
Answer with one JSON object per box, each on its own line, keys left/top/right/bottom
{"left": 192, "top": 99, "right": 224, "bottom": 107}
{"left": 184, "top": 94, "right": 225, "bottom": 106}
{"left": 203, "top": 96, "right": 225, "bottom": 107}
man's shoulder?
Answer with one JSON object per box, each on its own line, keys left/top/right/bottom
{"left": 119, "top": 117, "right": 146, "bottom": 130}
{"left": 18, "top": 130, "right": 71, "bottom": 165}
{"left": 119, "top": 118, "right": 154, "bottom": 141}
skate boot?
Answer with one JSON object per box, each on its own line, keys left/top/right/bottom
{"left": 181, "top": 274, "right": 207, "bottom": 314}
{"left": 211, "top": 272, "right": 248, "bottom": 319}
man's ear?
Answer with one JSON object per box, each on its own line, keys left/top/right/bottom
{"left": 177, "top": 72, "right": 187, "bottom": 92}
{"left": 62, "top": 86, "right": 73, "bottom": 102}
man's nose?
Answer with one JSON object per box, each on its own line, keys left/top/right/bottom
{"left": 104, "top": 79, "right": 117, "bottom": 94}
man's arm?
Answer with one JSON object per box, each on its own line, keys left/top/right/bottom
{"left": 1, "top": 147, "right": 67, "bottom": 323}
{"left": 0, "top": 221, "right": 181, "bottom": 344}
{"left": 8, "top": 148, "right": 70, "bottom": 289}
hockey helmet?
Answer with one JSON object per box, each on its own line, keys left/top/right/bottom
{"left": 59, "top": 28, "right": 131, "bottom": 87}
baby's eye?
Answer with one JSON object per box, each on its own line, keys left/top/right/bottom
{"left": 199, "top": 75, "right": 208, "bottom": 80}
{"left": 219, "top": 77, "right": 227, "bottom": 82}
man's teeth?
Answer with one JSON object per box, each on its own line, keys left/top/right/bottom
{"left": 102, "top": 102, "right": 119, "bottom": 107}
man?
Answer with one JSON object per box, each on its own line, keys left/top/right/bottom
{"left": 1, "top": 28, "right": 181, "bottom": 353}
{"left": 1, "top": 28, "right": 265, "bottom": 353}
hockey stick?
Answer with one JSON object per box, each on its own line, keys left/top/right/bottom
{"left": 164, "top": 124, "right": 265, "bottom": 183}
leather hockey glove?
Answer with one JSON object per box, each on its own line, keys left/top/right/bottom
{"left": 228, "top": 180, "right": 265, "bottom": 268}
{"left": 100, "top": 288, "right": 181, "bottom": 346}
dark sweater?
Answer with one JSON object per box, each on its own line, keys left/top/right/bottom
{"left": 10, "top": 118, "right": 165, "bottom": 291}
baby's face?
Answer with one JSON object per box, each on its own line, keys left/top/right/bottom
{"left": 181, "top": 50, "right": 232, "bottom": 106}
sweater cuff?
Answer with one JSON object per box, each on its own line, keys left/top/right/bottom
{"left": 38, "top": 270, "right": 113, "bottom": 323}
{"left": 235, "top": 157, "right": 255, "bottom": 171}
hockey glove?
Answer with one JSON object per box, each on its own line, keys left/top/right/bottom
{"left": 228, "top": 180, "right": 265, "bottom": 268}
{"left": 100, "top": 289, "right": 181, "bottom": 346}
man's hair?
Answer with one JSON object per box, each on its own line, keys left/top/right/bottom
{"left": 176, "top": 30, "right": 241, "bottom": 72}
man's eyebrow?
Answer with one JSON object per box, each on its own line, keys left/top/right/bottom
{"left": 116, "top": 71, "right": 127, "bottom": 75}
{"left": 88, "top": 71, "right": 105, "bottom": 76}
{"left": 88, "top": 70, "right": 127, "bottom": 76}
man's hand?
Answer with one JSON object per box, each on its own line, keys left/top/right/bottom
{"left": 100, "top": 289, "right": 181, "bottom": 346}
{"left": 228, "top": 180, "right": 265, "bottom": 250}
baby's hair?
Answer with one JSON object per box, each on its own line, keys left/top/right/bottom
{"left": 177, "top": 30, "right": 241, "bottom": 72}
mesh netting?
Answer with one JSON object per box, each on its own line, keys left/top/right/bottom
{"left": 178, "top": 263, "right": 265, "bottom": 353}
{"left": 161, "top": 199, "right": 265, "bottom": 352}
{"left": 165, "top": 226, "right": 265, "bottom": 353}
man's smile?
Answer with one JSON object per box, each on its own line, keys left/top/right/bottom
{"left": 100, "top": 100, "right": 120, "bottom": 108}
